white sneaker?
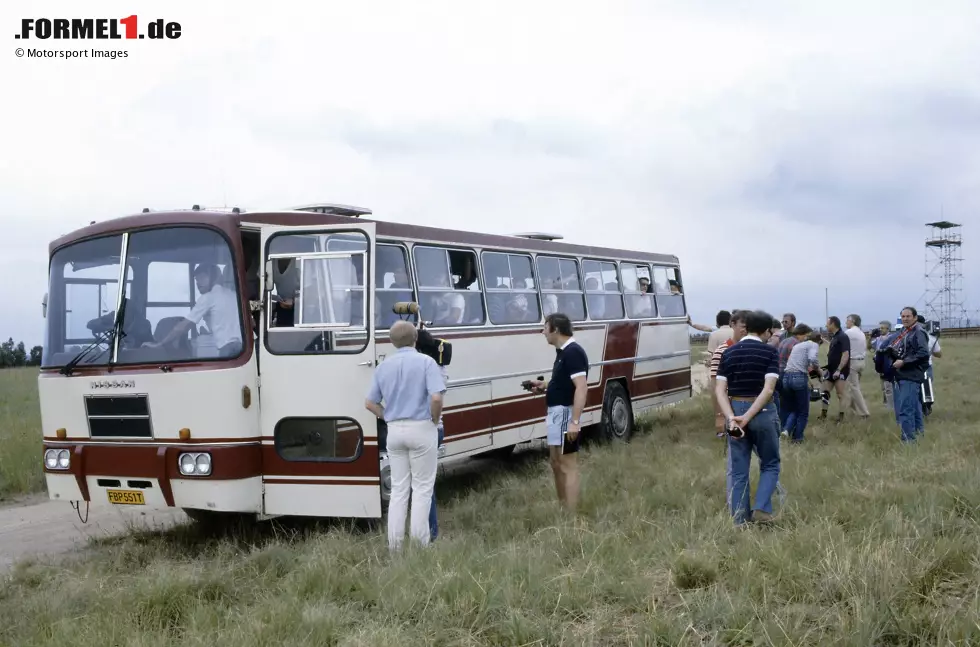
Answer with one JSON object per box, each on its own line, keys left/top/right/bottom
{"left": 780, "top": 430, "right": 789, "bottom": 439}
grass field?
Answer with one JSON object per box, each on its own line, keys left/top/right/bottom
{"left": 2, "top": 341, "right": 980, "bottom": 645}
{"left": 0, "top": 368, "right": 43, "bottom": 499}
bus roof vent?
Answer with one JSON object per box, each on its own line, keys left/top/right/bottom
{"left": 142, "top": 208, "right": 150, "bottom": 213}
{"left": 287, "top": 203, "right": 373, "bottom": 217}
{"left": 511, "top": 232, "right": 564, "bottom": 241}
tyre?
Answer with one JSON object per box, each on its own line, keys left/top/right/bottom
{"left": 599, "top": 381, "right": 634, "bottom": 443}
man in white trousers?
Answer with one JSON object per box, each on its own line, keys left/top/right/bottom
{"left": 365, "top": 321, "right": 446, "bottom": 552}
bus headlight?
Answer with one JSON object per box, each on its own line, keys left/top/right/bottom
{"left": 44, "top": 449, "right": 70, "bottom": 470}
{"left": 178, "top": 452, "right": 212, "bottom": 476}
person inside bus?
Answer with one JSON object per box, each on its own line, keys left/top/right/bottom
{"left": 418, "top": 261, "right": 465, "bottom": 325}
{"left": 142, "top": 263, "right": 243, "bottom": 358}
{"left": 271, "top": 258, "right": 299, "bottom": 327}
{"left": 630, "top": 277, "right": 655, "bottom": 317}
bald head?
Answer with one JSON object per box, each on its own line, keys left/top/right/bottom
{"left": 389, "top": 321, "right": 418, "bottom": 348}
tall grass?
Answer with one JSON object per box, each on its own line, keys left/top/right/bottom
{"left": 1, "top": 341, "right": 979, "bottom": 645}
{"left": 0, "top": 367, "right": 42, "bottom": 499}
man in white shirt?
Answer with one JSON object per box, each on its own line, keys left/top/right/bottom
{"left": 143, "top": 263, "right": 243, "bottom": 358}
{"left": 707, "top": 310, "right": 734, "bottom": 351}
{"left": 844, "top": 313, "right": 870, "bottom": 418}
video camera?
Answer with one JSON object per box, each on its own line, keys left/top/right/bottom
{"left": 392, "top": 301, "right": 452, "bottom": 367}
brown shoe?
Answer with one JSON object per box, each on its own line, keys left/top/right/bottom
{"left": 752, "top": 510, "right": 776, "bottom": 524}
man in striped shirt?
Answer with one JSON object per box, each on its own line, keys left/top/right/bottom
{"left": 715, "top": 309, "right": 782, "bottom": 525}
{"left": 709, "top": 310, "right": 747, "bottom": 436}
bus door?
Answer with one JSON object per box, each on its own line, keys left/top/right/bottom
{"left": 258, "top": 222, "right": 382, "bottom": 518}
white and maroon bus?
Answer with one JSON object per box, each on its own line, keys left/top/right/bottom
{"left": 39, "top": 203, "right": 692, "bottom": 522}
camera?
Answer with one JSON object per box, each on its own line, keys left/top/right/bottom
{"left": 869, "top": 328, "right": 881, "bottom": 340}
{"left": 521, "top": 376, "right": 545, "bottom": 392}
{"left": 878, "top": 345, "right": 899, "bottom": 360}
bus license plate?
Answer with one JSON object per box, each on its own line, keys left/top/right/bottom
{"left": 107, "top": 489, "right": 145, "bottom": 505}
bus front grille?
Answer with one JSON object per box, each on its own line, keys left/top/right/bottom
{"left": 84, "top": 395, "right": 153, "bottom": 439}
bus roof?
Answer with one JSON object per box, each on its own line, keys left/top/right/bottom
{"left": 49, "top": 208, "right": 679, "bottom": 265}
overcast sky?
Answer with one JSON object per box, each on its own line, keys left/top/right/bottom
{"left": 3, "top": 0, "right": 980, "bottom": 347}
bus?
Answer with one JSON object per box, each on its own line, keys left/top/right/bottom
{"left": 39, "top": 203, "right": 693, "bottom": 522}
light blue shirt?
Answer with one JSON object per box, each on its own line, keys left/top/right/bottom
{"left": 366, "top": 347, "right": 446, "bottom": 422}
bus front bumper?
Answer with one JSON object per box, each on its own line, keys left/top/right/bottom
{"left": 42, "top": 442, "right": 263, "bottom": 513}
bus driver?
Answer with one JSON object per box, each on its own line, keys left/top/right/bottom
{"left": 142, "top": 263, "right": 243, "bottom": 358}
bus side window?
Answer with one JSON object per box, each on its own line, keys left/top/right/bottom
{"left": 375, "top": 244, "right": 414, "bottom": 329}
{"left": 652, "top": 266, "right": 686, "bottom": 317}
{"left": 621, "top": 262, "right": 656, "bottom": 319}
{"left": 583, "top": 260, "right": 624, "bottom": 320}
{"left": 483, "top": 251, "right": 541, "bottom": 325}
{"left": 413, "top": 246, "right": 485, "bottom": 326}
{"left": 536, "top": 256, "right": 586, "bottom": 322}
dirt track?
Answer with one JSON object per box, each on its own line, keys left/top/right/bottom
{"left": 0, "top": 363, "right": 709, "bottom": 574}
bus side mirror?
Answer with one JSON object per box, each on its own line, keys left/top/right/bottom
{"left": 42, "top": 292, "right": 47, "bottom": 319}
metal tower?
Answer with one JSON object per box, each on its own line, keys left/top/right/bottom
{"left": 924, "top": 220, "right": 966, "bottom": 329}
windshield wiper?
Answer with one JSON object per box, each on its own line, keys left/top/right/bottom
{"left": 60, "top": 330, "right": 110, "bottom": 376}
{"left": 60, "top": 297, "right": 128, "bottom": 376}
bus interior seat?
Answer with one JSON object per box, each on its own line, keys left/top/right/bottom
{"left": 153, "top": 316, "right": 192, "bottom": 353}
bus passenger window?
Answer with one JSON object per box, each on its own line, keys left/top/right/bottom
{"left": 621, "top": 263, "right": 656, "bottom": 319}
{"left": 536, "top": 256, "right": 586, "bottom": 322}
{"left": 375, "top": 244, "right": 414, "bottom": 329}
{"left": 652, "top": 266, "right": 686, "bottom": 317}
{"left": 414, "top": 246, "right": 485, "bottom": 326}
{"left": 483, "top": 252, "right": 541, "bottom": 325}
{"left": 583, "top": 260, "right": 624, "bottom": 320}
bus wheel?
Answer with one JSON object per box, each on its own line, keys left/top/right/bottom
{"left": 600, "top": 382, "right": 634, "bottom": 443}
{"left": 380, "top": 457, "right": 392, "bottom": 507}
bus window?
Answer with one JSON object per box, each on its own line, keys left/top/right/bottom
{"left": 274, "top": 417, "right": 362, "bottom": 462}
{"left": 375, "top": 244, "right": 414, "bottom": 330}
{"left": 652, "top": 266, "right": 686, "bottom": 317}
{"left": 413, "top": 246, "right": 485, "bottom": 326}
{"left": 536, "top": 256, "right": 586, "bottom": 321}
{"left": 583, "top": 260, "right": 624, "bottom": 320}
{"left": 620, "top": 262, "right": 656, "bottom": 319}
{"left": 265, "top": 230, "right": 370, "bottom": 355}
{"left": 482, "top": 252, "right": 541, "bottom": 325}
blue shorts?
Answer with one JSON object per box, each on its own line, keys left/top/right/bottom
{"left": 547, "top": 405, "right": 579, "bottom": 454}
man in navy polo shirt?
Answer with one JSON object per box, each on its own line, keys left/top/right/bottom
{"left": 715, "top": 309, "right": 782, "bottom": 525}
{"left": 529, "top": 313, "right": 589, "bottom": 512}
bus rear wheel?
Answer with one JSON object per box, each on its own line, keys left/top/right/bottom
{"left": 599, "top": 381, "right": 634, "bottom": 443}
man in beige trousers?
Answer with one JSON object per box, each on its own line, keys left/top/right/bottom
{"left": 845, "top": 314, "right": 870, "bottom": 419}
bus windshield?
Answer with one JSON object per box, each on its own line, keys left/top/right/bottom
{"left": 43, "top": 226, "right": 244, "bottom": 368}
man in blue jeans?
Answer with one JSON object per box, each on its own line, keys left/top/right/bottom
{"left": 886, "top": 306, "right": 931, "bottom": 443}
{"left": 429, "top": 365, "right": 448, "bottom": 541}
{"left": 715, "top": 309, "right": 782, "bottom": 525}
{"left": 428, "top": 422, "right": 444, "bottom": 541}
